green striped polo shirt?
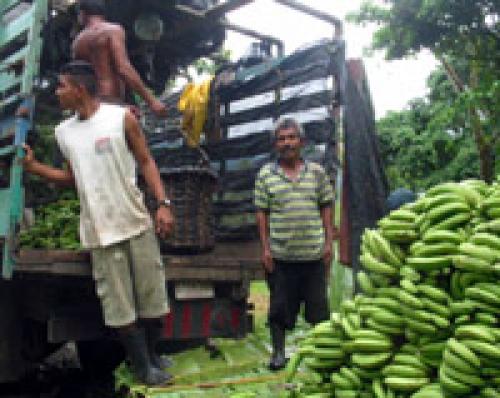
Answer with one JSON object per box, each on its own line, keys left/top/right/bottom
{"left": 254, "top": 161, "right": 334, "bottom": 261}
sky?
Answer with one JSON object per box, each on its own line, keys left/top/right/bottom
{"left": 224, "top": 0, "right": 438, "bottom": 119}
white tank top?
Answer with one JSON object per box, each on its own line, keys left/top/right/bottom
{"left": 55, "top": 104, "right": 152, "bottom": 248}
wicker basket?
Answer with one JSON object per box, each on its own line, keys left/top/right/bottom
{"left": 159, "top": 166, "right": 217, "bottom": 253}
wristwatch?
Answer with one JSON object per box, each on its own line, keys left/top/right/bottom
{"left": 157, "top": 198, "right": 171, "bottom": 208}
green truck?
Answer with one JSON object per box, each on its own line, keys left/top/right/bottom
{"left": 0, "top": 0, "right": 385, "bottom": 383}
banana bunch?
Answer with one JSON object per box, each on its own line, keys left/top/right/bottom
{"left": 299, "top": 319, "right": 347, "bottom": 377}
{"left": 454, "top": 232, "right": 500, "bottom": 273}
{"left": 377, "top": 204, "right": 419, "bottom": 244}
{"left": 439, "top": 334, "right": 498, "bottom": 396}
{"left": 397, "top": 279, "right": 452, "bottom": 339}
{"left": 450, "top": 271, "right": 497, "bottom": 300}
{"left": 329, "top": 366, "right": 363, "bottom": 397}
{"left": 360, "top": 290, "right": 405, "bottom": 337}
{"left": 405, "top": 229, "right": 463, "bottom": 273}
{"left": 360, "top": 229, "right": 404, "bottom": 279}
{"left": 287, "top": 178, "right": 500, "bottom": 398}
{"left": 380, "top": 352, "right": 431, "bottom": 394}
{"left": 480, "top": 186, "right": 500, "bottom": 220}
{"left": 410, "top": 384, "right": 445, "bottom": 398}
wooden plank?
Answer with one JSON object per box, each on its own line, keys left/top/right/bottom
{"left": 15, "top": 241, "right": 263, "bottom": 280}
{"left": 18, "top": 249, "right": 91, "bottom": 263}
{"left": 165, "top": 266, "right": 263, "bottom": 282}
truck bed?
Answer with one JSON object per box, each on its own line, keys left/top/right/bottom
{"left": 15, "top": 241, "right": 265, "bottom": 281}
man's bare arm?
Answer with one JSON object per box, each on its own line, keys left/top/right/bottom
{"left": 23, "top": 144, "right": 75, "bottom": 186}
{"left": 320, "top": 205, "right": 333, "bottom": 275}
{"left": 109, "top": 27, "right": 166, "bottom": 116}
{"left": 123, "top": 110, "right": 173, "bottom": 236}
{"left": 256, "top": 209, "right": 273, "bottom": 273}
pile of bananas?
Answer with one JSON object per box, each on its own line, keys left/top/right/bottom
{"left": 286, "top": 180, "right": 500, "bottom": 398}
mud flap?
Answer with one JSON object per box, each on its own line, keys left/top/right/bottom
{"left": 0, "top": 280, "right": 28, "bottom": 382}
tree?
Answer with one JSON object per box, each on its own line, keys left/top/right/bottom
{"left": 349, "top": 0, "right": 500, "bottom": 181}
{"left": 377, "top": 66, "right": 480, "bottom": 191}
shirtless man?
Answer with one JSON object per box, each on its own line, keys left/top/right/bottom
{"left": 73, "top": 0, "right": 167, "bottom": 117}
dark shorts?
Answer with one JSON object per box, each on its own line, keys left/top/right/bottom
{"left": 266, "top": 259, "right": 329, "bottom": 330}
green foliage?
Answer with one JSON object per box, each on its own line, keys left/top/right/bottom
{"left": 348, "top": 0, "right": 499, "bottom": 59}
{"left": 194, "top": 49, "right": 232, "bottom": 76}
{"left": 20, "top": 193, "right": 80, "bottom": 249}
{"left": 350, "top": 0, "right": 500, "bottom": 180}
{"left": 377, "top": 67, "right": 482, "bottom": 191}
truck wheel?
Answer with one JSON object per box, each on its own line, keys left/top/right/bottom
{"left": 76, "top": 340, "right": 125, "bottom": 377}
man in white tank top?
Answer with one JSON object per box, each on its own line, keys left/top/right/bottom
{"left": 23, "top": 61, "right": 173, "bottom": 385}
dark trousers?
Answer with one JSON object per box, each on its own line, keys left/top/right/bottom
{"left": 266, "top": 259, "right": 329, "bottom": 330}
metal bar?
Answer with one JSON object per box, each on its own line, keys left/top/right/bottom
{"left": 205, "top": 0, "right": 255, "bottom": 19}
{"left": 0, "top": 145, "right": 15, "bottom": 158}
{"left": 176, "top": 0, "right": 254, "bottom": 19}
{"left": 222, "top": 22, "right": 284, "bottom": 55}
{"left": 0, "top": 46, "right": 28, "bottom": 73}
{"left": 0, "top": 117, "right": 16, "bottom": 139}
{"left": 0, "top": 73, "right": 22, "bottom": 93}
{"left": 22, "top": 0, "right": 48, "bottom": 93}
{"left": 273, "top": 0, "right": 343, "bottom": 37}
{"left": 0, "top": 0, "right": 20, "bottom": 16}
{"left": 0, "top": 4, "right": 33, "bottom": 46}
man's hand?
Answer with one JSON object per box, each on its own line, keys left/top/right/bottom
{"left": 261, "top": 247, "right": 274, "bottom": 273}
{"left": 150, "top": 99, "right": 167, "bottom": 118}
{"left": 155, "top": 206, "right": 174, "bottom": 238}
{"left": 22, "top": 144, "right": 36, "bottom": 171}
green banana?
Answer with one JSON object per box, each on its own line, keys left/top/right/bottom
{"left": 471, "top": 232, "right": 500, "bottom": 251}
{"left": 361, "top": 252, "right": 399, "bottom": 276}
{"left": 382, "top": 365, "right": 427, "bottom": 378}
{"left": 454, "top": 325, "right": 496, "bottom": 343}
{"left": 447, "top": 338, "right": 481, "bottom": 368}
{"left": 422, "top": 229, "right": 463, "bottom": 245}
{"left": 384, "top": 377, "right": 429, "bottom": 392}
{"left": 431, "top": 212, "right": 471, "bottom": 231}
{"left": 406, "top": 255, "right": 452, "bottom": 271}
{"left": 443, "top": 349, "right": 480, "bottom": 375}
{"left": 427, "top": 202, "right": 470, "bottom": 224}
{"left": 418, "top": 284, "right": 450, "bottom": 303}
{"left": 441, "top": 362, "right": 485, "bottom": 387}
{"left": 352, "top": 352, "right": 391, "bottom": 369}
{"left": 439, "top": 366, "right": 473, "bottom": 395}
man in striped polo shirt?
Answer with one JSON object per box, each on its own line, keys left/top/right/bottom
{"left": 255, "top": 117, "right": 336, "bottom": 370}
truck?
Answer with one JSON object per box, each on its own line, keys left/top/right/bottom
{"left": 0, "top": 0, "right": 387, "bottom": 383}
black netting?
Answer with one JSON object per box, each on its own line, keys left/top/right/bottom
{"left": 344, "top": 62, "right": 389, "bottom": 278}
{"left": 145, "top": 40, "right": 348, "bottom": 241}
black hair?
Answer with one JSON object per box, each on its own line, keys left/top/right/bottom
{"left": 60, "top": 61, "right": 97, "bottom": 96}
{"left": 78, "top": 0, "right": 106, "bottom": 16}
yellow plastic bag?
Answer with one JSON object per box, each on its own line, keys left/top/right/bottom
{"left": 178, "top": 79, "right": 212, "bottom": 147}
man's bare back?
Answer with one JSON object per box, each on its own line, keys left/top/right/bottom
{"left": 72, "top": 7, "right": 167, "bottom": 117}
{"left": 73, "top": 21, "right": 126, "bottom": 101}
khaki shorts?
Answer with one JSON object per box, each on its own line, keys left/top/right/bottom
{"left": 91, "top": 228, "right": 169, "bottom": 327}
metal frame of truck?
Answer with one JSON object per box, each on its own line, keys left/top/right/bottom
{"left": 0, "top": 0, "right": 348, "bottom": 383}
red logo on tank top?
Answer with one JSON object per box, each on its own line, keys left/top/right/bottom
{"left": 95, "top": 137, "right": 111, "bottom": 153}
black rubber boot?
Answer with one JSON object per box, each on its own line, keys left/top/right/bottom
{"left": 269, "top": 323, "right": 287, "bottom": 371}
{"left": 119, "top": 328, "right": 173, "bottom": 386}
{"left": 144, "top": 319, "right": 173, "bottom": 369}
